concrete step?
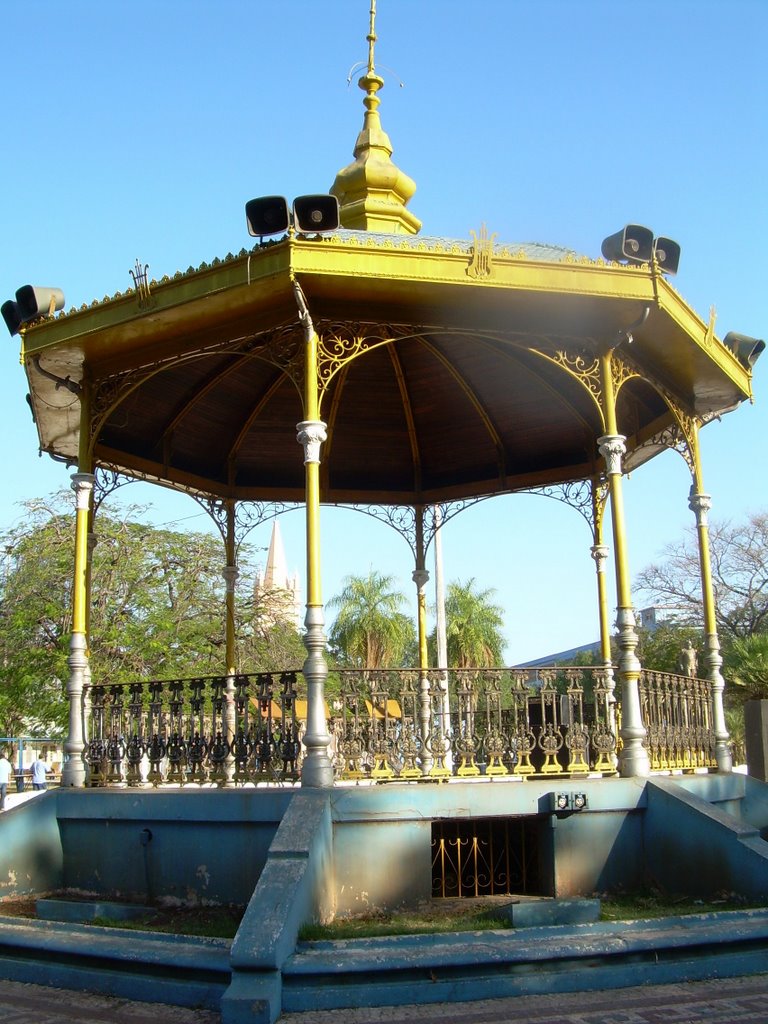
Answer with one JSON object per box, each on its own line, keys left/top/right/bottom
{"left": 282, "top": 909, "right": 768, "bottom": 1012}
{"left": 0, "top": 913, "right": 231, "bottom": 1010}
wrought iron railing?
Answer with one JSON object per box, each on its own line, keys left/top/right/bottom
{"left": 80, "top": 665, "right": 717, "bottom": 787}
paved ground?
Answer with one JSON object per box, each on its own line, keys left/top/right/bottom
{"left": 1, "top": 974, "right": 768, "bottom": 1024}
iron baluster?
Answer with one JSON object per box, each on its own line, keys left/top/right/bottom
{"left": 106, "top": 684, "right": 126, "bottom": 784}
{"left": 338, "top": 672, "right": 367, "bottom": 779}
{"left": 483, "top": 671, "right": 508, "bottom": 776}
{"left": 125, "top": 681, "right": 146, "bottom": 785}
{"left": 455, "top": 671, "right": 480, "bottom": 777}
{"left": 590, "top": 668, "right": 618, "bottom": 774}
{"left": 165, "top": 679, "right": 187, "bottom": 784}
{"left": 398, "top": 670, "right": 422, "bottom": 779}
{"left": 369, "top": 671, "right": 396, "bottom": 780}
{"left": 510, "top": 671, "right": 536, "bottom": 775}
{"left": 186, "top": 677, "right": 209, "bottom": 784}
{"left": 536, "top": 673, "right": 564, "bottom": 775}
{"left": 146, "top": 680, "right": 167, "bottom": 786}
{"left": 278, "top": 671, "right": 300, "bottom": 779}
{"left": 564, "top": 671, "right": 590, "bottom": 774}
{"left": 209, "top": 676, "right": 230, "bottom": 785}
{"left": 84, "top": 683, "right": 108, "bottom": 787}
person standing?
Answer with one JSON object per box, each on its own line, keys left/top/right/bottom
{"left": 31, "top": 754, "right": 50, "bottom": 791}
{"left": 0, "top": 750, "right": 11, "bottom": 811}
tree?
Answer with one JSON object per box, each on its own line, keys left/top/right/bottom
{"left": 327, "top": 571, "right": 416, "bottom": 669}
{"left": 635, "top": 511, "right": 768, "bottom": 642}
{"left": 440, "top": 578, "right": 505, "bottom": 669}
{"left": 0, "top": 493, "right": 305, "bottom": 735}
{"left": 636, "top": 622, "right": 704, "bottom": 676}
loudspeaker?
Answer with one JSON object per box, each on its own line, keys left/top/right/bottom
{"left": 723, "top": 332, "right": 766, "bottom": 370}
{"left": 653, "top": 236, "right": 681, "bottom": 275}
{"left": 293, "top": 194, "right": 340, "bottom": 233}
{"left": 15, "top": 285, "right": 65, "bottom": 321}
{"left": 245, "top": 195, "right": 290, "bottom": 237}
{"left": 601, "top": 224, "right": 654, "bottom": 264}
{"left": 1, "top": 299, "right": 23, "bottom": 336}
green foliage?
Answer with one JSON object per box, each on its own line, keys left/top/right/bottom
{"left": 723, "top": 633, "right": 768, "bottom": 703}
{"left": 635, "top": 622, "right": 703, "bottom": 675}
{"left": 327, "top": 571, "right": 416, "bottom": 669}
{"left": 438, "top": 578, "right": 505, "bottom": 669}
{"left": 0, "top": 493, "right": 305, "bottom": 735}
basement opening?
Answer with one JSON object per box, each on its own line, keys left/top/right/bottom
{"left": 431, "top": 816, "right": 543, "bottom": 898}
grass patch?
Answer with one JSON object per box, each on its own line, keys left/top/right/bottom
{"left": 599, "top": 890, "right": 764, "bottom": 922}
{"left": 90, "top": 904, "right": 244, "bottom": 938}
{"left": 299, "top": 904, "right": 511, "bottom": 941}
{"left": 298, "top": 892, "right": 768, "bottom": 942}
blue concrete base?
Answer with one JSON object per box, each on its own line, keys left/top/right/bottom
{"left": 499, "top": 897, "right": 601, "bottom": 927}
{"left": 2, "top": 774, "right": 768, "bottom": 1024}
{"left": 283, "top": 909, "right": 768, "bottom": 1013}
{"left": 37, "top": 898, "right": 154, "bottom": 923}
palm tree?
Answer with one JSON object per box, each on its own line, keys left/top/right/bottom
{"left": 327, "top": 571, "right": 416, "bottom": 668}
{"left": 724, "top": 633, "right": 768, "bottom": 701}
{"left": 442, "top": 578, "right": 505, "bottom": 668}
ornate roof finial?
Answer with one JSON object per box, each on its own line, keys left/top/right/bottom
{"left": 330, "top": 0, "right": 421, "bottom": 235}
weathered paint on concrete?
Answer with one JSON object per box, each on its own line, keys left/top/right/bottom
{"left": 222, "top": 790, "right": 333, "bottom": 1024}
{"left": 644, "top": 777, "right": 768, "bottom": 900}
{"left": 56, "top": 788, "right": 294, "bottom": 905}
{"left": 0, "top": 792, "right": 62, "bottom": 897}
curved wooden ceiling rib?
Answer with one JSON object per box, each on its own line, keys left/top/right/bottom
{"left": 387, "top": 342, "right": 422, "bottom": 493}
{"left": 467, "top": 332, "right": 604, "bottom": 439}
{"left": 415, "top": 334, "right": 507, "bottom": 481}
{"left": 226, "top": 368, "right": 294, "bottom": 465}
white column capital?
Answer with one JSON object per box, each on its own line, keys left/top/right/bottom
{"left": 412, "top": 568, "right": 430, "bottom": 590}
{"left": 70, "top": 472, "right": 95, "bottom": 509}
{"left": 590, "top": 544, "right": 610, "bottom": 572}
{"left": 296, "top": 420, "right": 327, "bottom": 464}
{"left": 597, "top": 434, "right": 626, "bottom": 475}
{"left": 688, "top": 489, "right": 712, "bottom": 526}
{"left": 222, "top": 564, "right": 239, "bottom": 593}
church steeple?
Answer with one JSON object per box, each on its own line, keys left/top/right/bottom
{"left": 330, "top": 0, "right": 421, "bottom": 235}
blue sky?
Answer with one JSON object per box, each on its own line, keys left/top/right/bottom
{"left": 1, "top": 0, "right": 766, "bottom": 663}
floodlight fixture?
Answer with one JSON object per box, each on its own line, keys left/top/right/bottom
{"left": 723, "top": 332, "right": 765, "bottom": 371}
{"left": 292, "top": 194, "right": 340, "bottom": 234}
{"left": 2, "top": 286, "right": 65, "bottom": 336}
{"left": 601, "top": 224, "right": 654, "bottom": 265}
{"left": 245, "top": 195, "right": 291, "bottom": 238}
{"left": 652, "top": 236, "right": 680, "bottom": 276}
{"left": 1, "top": 300, "right": 23, "bottom": 337}
{"left": 602, "top": 225, "right": 681, "bottom": 275}
{"left": 245, "top": 193, "right": 340, "bottom": 239}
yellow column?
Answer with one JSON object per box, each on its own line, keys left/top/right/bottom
{"left": 62, "top": 385, "right": 94, "bottom": 787}
{"left": 296, "top": 292, "right": 333, "bottom": 787}
{"left": 689, "top": 424, "right": 731, "bottom": 771}
{"left": 598, "top": 351, "right": 649, "bottom": 777}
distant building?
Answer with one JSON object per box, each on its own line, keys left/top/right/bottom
{"left": 519, "top": 606, "right": 689, "bottom": 668}
{"left": 253, "top": 521, "right": 303, "bottom": 630}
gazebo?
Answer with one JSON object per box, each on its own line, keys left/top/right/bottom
{"left": 5, "top": 4, "right": 759, "bottom": 794}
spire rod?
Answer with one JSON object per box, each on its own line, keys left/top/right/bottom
{"left": 367, "top": 0, "right": 377, "bottom": 76}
